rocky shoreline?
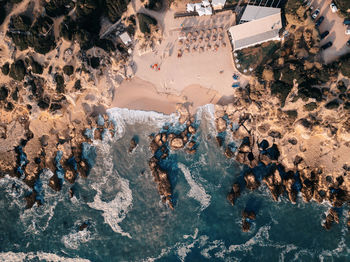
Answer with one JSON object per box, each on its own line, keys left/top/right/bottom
{"left": 213, "top": 85, "right": 350, "bottom": 231}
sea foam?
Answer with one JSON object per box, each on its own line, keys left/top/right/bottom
{"left": 0, "top": 251, "right": 90, "bottom": 262}
{"left": 178, "top": 163, "right": 211, "bottom": 211}
{"left": 87, "top": 138, "right": 133, "bottom": 239}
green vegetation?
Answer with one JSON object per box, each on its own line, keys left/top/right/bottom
{"left": 44, "top": 0, "right": 74, "bottom": 17}
{"left": 304, "top": 102, "right": 318, "bottom": 111}
{"left": 335, "top": 0, "right": 350, "bottom": 16}
{"left": 137, "top": 13, "right": 157, "bottom": 34}
{"left": 55, "top": 74, "right": 65, "bottom": 93}
{"left": 74, "top": 80, "right": 82, "bottom": 90}
{"left": 89, "top": 57, "right": 100, "bottom": 69}
{"left": 285, "top": 110, "right": 298, "bottom": 120}
{"left": 25, "top": 57, "right": 43, "bottom": 74}
{"left": 236, "top": 41, "right": 281, "bottom": 74}
{"left": 63, "top": 65, "right": 74, "bottom": 76}
{"left": 145, "top": 0, "right": 163, "bottom": 11}
{"left": 1, "top": 62, "right": 9, "bottom": 75}
{"left": 7, "top": 14, "right": 56, "bottom": 54}
{"left": 0, "top": 86, "right": 8, "bottom": 101}
{"left": 325, "top": 100, "right": 340, "bottom": 110}
{"left": 104, "top": 0, "right": 130, "bottom": 23}
{"left": 9, "top": 60, "right": 26, "bottom": 81}
{"left": 339, "top": 54, "right": 350, "bottom": 78}
{"left": 270, "top": 81, "right": 293, "bottom": 106}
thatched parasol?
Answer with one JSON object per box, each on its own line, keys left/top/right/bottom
{"left": 222, "top": 42, "right": 226, "bottom": 47}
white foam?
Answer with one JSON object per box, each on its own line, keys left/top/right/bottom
{"left": 107, "top": 107, "right": 179, "bottom": 138}
{"left": 178, "top": 163, "right": 211, "bottom": 211}
{"left": 87, "top": 139, "right": 133, "bottom": 239}
{"left": 61, "top": 225, "right": 94, "bottom": 250}
{"left": 0, "top": 251, "right": 90, "bottom": 262}
{"left": 195, "top": 104, "right": 216, "bottom": 135}
{"left": 20, "top": 169, "right": 59, "bottom": 235}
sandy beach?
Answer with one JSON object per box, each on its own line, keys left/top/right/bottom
{"left": 111, "top": 3, "right": 248, "bottom": 114}
{"left": 111, "top": 77, "right": 222, "bottom": 114}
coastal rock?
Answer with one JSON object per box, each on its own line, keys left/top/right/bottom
{"left": 129, "top": 137, "right": 138, "bottom": 153}
{"left": 188, "top": 125, "right": 196, "bottom": 134}
{"left": 216, "top": 118, "right": 227, "bottom": 133}
{"left": 244, "top": 172, "right": 260, "bottom": 190}
{"left": 323, "top": 209, "right": 339, "bottom": 230}
{"left": 154, "top": 134, "right": 163, "bottom": 147}
{"left": 227, "top": 183, "right": 240, "bottom": 206}
{"left": 242, "top": 210, "right": 256, "bottom": 232}
{"left": 170, "top": 137, "right": 184, "bottom": 150}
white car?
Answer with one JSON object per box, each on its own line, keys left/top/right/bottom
{"left": 330, "top": 3, "right": 338, "bottom": 13}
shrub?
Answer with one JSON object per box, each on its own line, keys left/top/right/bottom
{"left": 145, "top": 0, "right": 163, "bottom": 11}
{"left": 74, "top": 80, "right": 82, "bottom": 90}
{"left": 285, "top": 110, "right": 298, "bottom": 119}
{"left": 304, "top": 102, "right": 318, "bottom": 111}
{"left": 55, "top": 74, "right": 65, "bottom": 93}
{"left": 137, "top": 13, "right": 157, "bottom": 34}
{"left": 9, "top": 60, "right": 26, "bottom": 81}
{"left": 104, "top": 0, "right": 130, "bottom": 23}
{"left": 89, "top": 57, "right": 100, "bottom": 69}
{"left": 30, "top": 59, "right": 43, "bottom": 74}
{"left": 325, "top": 100, "right": 340, "bottom": 110}
{"left": 1, "top": 62, "right": 9, "bottom": 75}
{"left": 0, "top": 86, "right": 8, "bottom": 101}
{"left": 270, "top": 80, "right": 293, "bottom": 106}
{"left": 63, "top": 65, "right": 74, "bottom": 76}
{"left": 44, "top": 0, "right": 74, "bottom": 18}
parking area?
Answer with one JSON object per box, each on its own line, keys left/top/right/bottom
{"left": 310, "top": 0, "right": 350, "bottom": 63}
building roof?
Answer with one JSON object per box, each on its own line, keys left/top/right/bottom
{"left": 240, "top": 5, "right": 281, "bottom": 22}
{"left": 228, "top": 11, "right": 282, "bottom": 50}
{"left": 211, "top": 0, "right": 226, "bottom": 8}
{"left": 187, "top": 3, "right": 195, "bottom": 12}
{"left": 197, "top": 6, "right": 212, "bottom": 16}
{"left": 119, "top": 32, "right": 132, "bottom": 45}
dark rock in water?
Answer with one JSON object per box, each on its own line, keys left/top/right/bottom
{"left": 323, "top": 209, "right": 339, "bottom": 230}
{"left": 227, "top": 183, "right": 240, "bottom": 206}
{"left": 258, "top": 139, "right": 269, "bottom": 150}
{"left": 244, "top": 172, "right": 260, "bottom": 190}
{"left": 25, "top": 191, "right": 37, "bottom": 209}
{"left": 241, "top": 210, "right": 256, "bottom": 232}
{"left": 347, "top": 211, "right": 350, "bottom": 230}
{"left": 129, "top": 136, "right": 138, "bottom": 153}
{"left": 216, "top": 136, "right": 224, "bottom": 147}
{"left": 49, "top": 174, "right": 61, "bottom": 191}
{"left": 79, "top": 222, "right": 89, "bottom": 231}
{"left": 69, "top": 187, "right": 74, "bottom": 198}
{"left": 225, "top": 146, "right": 235, "bottom": 158}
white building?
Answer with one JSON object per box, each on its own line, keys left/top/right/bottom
{"left": 119, "top": 32, "right": 132, "bottom": 46}
{"left": 211, "top": 0, "right": 226, "bottom": 10}
{"left": 228, "top": 5, "right": 282, "bottom": 51}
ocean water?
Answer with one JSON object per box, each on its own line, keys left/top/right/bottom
{"left": 1, "top": 105, "right": 350, "bottom": 262}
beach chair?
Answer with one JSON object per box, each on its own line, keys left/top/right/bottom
{"left": 232, "top": 83, "right": 240, "bottom": 88}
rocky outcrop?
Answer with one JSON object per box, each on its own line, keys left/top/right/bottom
{"left": 242, "top": 210, "right": 256, "bottom": 232}
{"left": 323, "top": 209, "right": 339, "bottom": 230}
{"left": 147, "top": 106, "right": 199, "bottom": 209}
{"left": 227, "top": 183, "right": 241, "bottom": 206}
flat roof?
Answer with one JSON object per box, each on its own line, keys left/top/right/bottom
{"left": 240, "top": 5, "right": 281, "bottom": 22}
{"left": 228, "top": 12, "right": 282, "bottom": 50}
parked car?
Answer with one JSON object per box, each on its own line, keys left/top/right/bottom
{"left": 321, "top": 41, "right": 332, "bottom": 50}
{"left": 330, "top": 3, "right": 338, "bottom": 13}
{"left": 315, "top": 16, "right": 324, "bottom": 27}
{"left": 344, "top": 19, "right": 350, "bottom": 25}
{"left": 347, "top": 40, "right": 350, "bottom": 46}
{"left": 320, "top": 30, "right": 329, "bottom": 39}
{"left": 312, "top": 9, "right": 320, "bottom": 19}
{"left": 346, "top": 26, "right": 350, "bottom": 35}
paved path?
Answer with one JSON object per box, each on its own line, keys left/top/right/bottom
{"left": 311, "top": 0, "right": 350, "bottom": 63}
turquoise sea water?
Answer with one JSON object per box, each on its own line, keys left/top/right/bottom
{"left": 0, "top": 105, "right": 350, "bottom": 262}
